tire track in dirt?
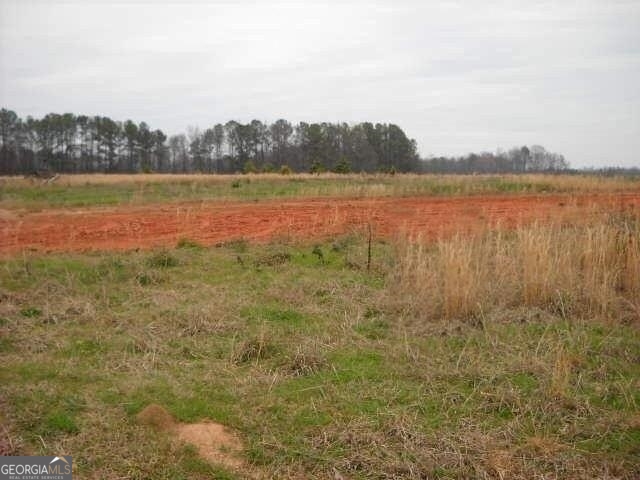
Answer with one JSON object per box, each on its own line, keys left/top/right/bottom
{"left": 1, "top": 193, "right": 638, "bottom": 255}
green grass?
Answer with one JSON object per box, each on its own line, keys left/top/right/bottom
{"left": 0, "top": 235, "right": 638, "bottom": 479}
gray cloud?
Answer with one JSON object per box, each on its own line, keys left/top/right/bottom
{"left": 1, "top": 0, "right": 638, "bottom": 167}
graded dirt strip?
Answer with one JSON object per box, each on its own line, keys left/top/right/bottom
{"left": 1, "top": 193, "right": 639, "bottom": 255}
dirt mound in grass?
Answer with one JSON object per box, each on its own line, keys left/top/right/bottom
{"left": 136, "top": 404, "right": 244, "bottom": 471}
{"left": 176, "top": 422, "right": 244, "bottom": 469}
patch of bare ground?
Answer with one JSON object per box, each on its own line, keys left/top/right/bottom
{"left": 1, "top": 192, "right": 638, "bottom": 255}
{"left": 176, "top": 423, "right": 244, "bottom": 470}
{"left": 136, "top": 404, "right": 246, "bottom": 473}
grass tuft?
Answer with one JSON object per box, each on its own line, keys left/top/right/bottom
{"left": 232, "top": 334, "right": 278, "bottom": 364}
{"left": 254, "top": 252, "right": 292, "bottom": 268}
{"left": 146, "top": 250, "right": 180, "bottom": 268}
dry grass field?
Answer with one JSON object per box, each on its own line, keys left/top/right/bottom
{"left": 1, "top": 173, "right": 639, "bottom": 479}
{"left": 2, "top": 172, "right": 639, "bottom": 210}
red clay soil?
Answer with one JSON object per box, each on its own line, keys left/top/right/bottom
{"left": 1, "top": 193, "right": 639, "bottom": 255}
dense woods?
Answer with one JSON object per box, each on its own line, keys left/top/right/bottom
{"left": 0, "top": 108, "right": 569, "bottom": 175}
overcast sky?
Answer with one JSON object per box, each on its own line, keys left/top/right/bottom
{"left": 1, "top": 0, "right": 639, "bottom": 168}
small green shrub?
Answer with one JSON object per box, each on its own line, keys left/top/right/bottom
{"left": 312, "top": 245, "right": 325, "bottom": 264}
{"left": 310, "top": 161, "right": 325, "bottom": 174}
{"left": 176, "top": 238, "right": 203, "bottom": 250}
{"left": 332, "top": 157, "right": 351, "bottom": 174}
{"left": 243, "top": 161, "right": 257, "bottom": 174}
{"left": 145, "top": 250, "right": 179, "bottom": 269}
{"left": 20, "top": 307, "right": 42, "bottom": 318}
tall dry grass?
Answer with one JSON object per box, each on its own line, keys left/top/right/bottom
{"left": 391, "top": 213, "right": 640, "bottom": 321}
{"left": 2, "top": 172, "right": 638, "bottom": 192}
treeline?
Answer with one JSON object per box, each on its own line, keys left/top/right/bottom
{"left": 581, "top": 167, "right": 640, "bottom": 177}
{"left": 422, "top": 145, "right": 569, "bottom": 174}
{"left": 0, "top": 108, "right": 571, "bottom": 175}
{"left": 0, "top": 109, "right": 419, "bottom": 175}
